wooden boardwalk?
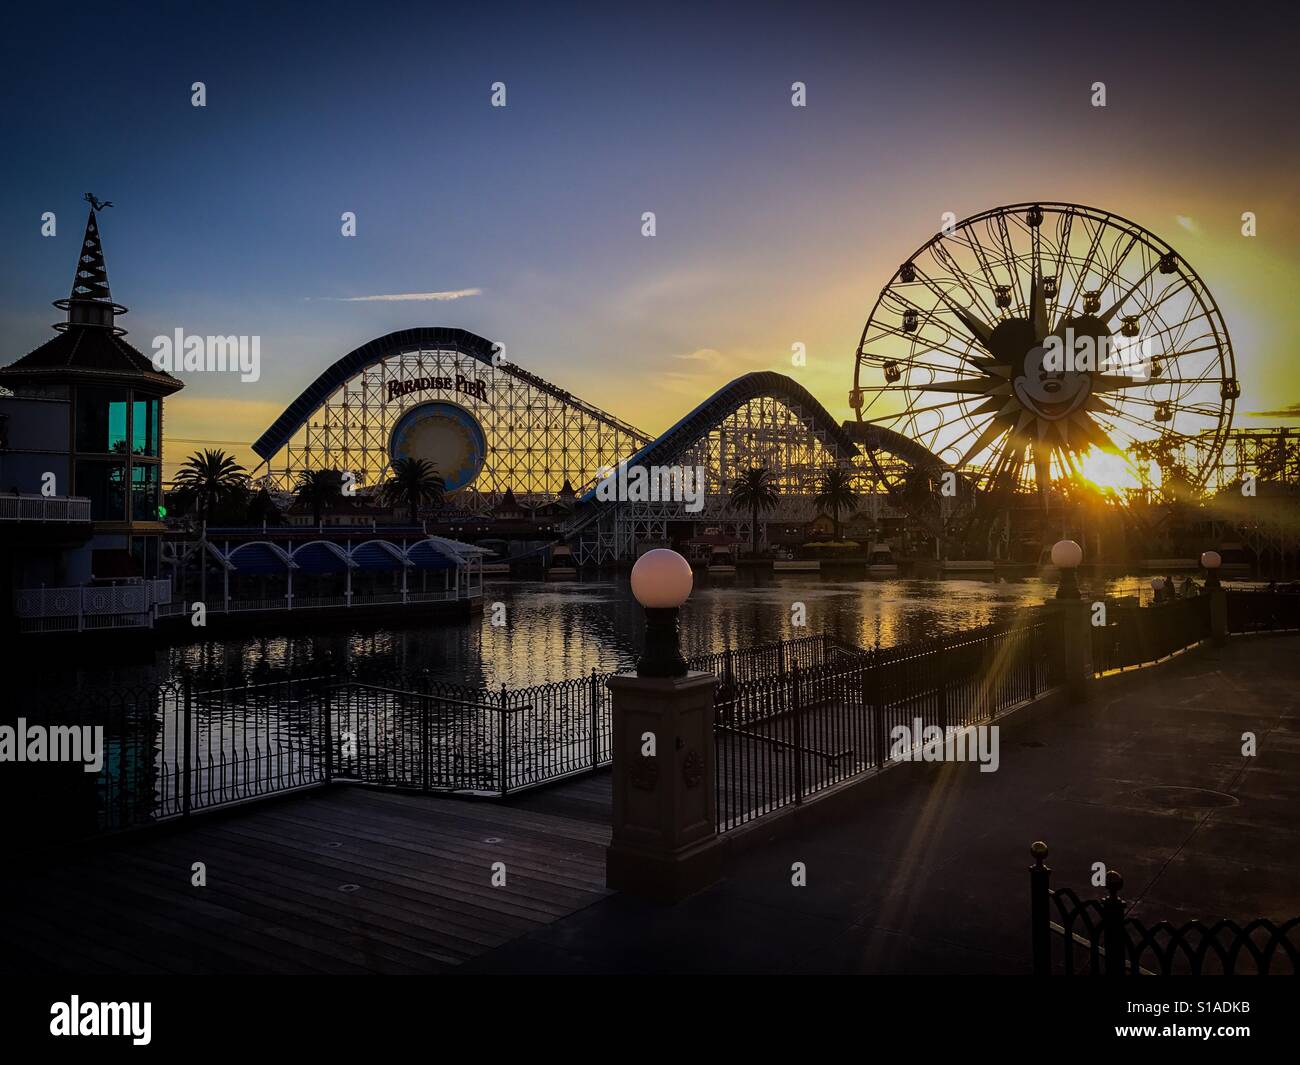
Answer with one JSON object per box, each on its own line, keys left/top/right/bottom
{"left": 1, "top": 783, "right": 611, "bottom": 975}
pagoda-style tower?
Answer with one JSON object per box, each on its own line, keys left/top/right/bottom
{"left": 0, "top": 198, "right": 182, "bottom": 577}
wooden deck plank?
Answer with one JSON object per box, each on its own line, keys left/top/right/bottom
{"left": 131, "top": 830, "right": 532, "bottom": 957}
{"left": 2, "top": 779, "right": 612, "bottom": 975}
{"left": 213, "top": 816, "right": 605, "bottom": 925}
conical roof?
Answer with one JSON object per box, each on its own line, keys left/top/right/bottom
{"left": 0, "top": 202, "right": 182, "bottom": 395}
{"left": 70, "top": 208, "right": 113, "bottom": 302}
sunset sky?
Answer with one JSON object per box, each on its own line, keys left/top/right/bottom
{"left": 1, "top": 1, "right": 1297, "bottom": 478}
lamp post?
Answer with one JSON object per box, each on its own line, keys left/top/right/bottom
{"left": 1050, "top": 539, "right": 1083, "bottom": 600}
{"left": 1049, "top": 540, "right": 1089, "bottom": 703}
{"left": 606, "top": 548, "right": 723, "bottom": 901}
{"left": 630, "top": 549, "right": 693, "bottom": 677}
{"left": 1201, "top": 550, "right": 1226, "bottom": 645}
{"left": 1200, "top": 550, "right": 1222, "bottom": 592}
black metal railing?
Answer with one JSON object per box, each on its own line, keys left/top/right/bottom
{"left": 6, "top": 675, "right": 334, "bottom": 840}
{"left": 1090, "top": 595, "right": 1211, "bottom": 674}
{"left": 8, "top": 634, "right": 843, "bottom": 840}
{"left": 1226, "top": 590, "right": 1300, "bottom": 635}
{"left": 714, "top": 614, "right": 1065, "bottom": 832}
{"left": 1030, "top": 842, "right": 1300, "bottom": 975}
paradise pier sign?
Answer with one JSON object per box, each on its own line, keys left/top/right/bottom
{"left": 387, "top": 373, "right": 489, "bottom": 404}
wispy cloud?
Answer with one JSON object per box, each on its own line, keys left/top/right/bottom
{"left": 1249, "top": 402, "right": 1300, "bottom": 418}
{"left": 1175, "top": 215, "right": 1200, "bottom": 234}
{"left": 309, "top": 288, "right": 482, "bottom": 302}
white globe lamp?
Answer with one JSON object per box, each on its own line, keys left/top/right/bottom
{"left": 1201, "top": 550, "right": 1222, "bottom": 591}
{"left": 630, "top": 549, "right": 693, "bottom": 676}
{"left": 1050, "top": 539, "right": 1082, "bottom": 599}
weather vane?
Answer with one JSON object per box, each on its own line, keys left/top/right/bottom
{"left": 84, "top": 193, "right": 113, "bottom": 212}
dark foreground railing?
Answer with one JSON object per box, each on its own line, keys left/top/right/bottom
{"left": 715, "top": 614, "right": 1065, "bottom": 831}
{"left": 1030, "top": 841, "right": 1300, "bottom": 975}
{"left": 1090, "top": 595, "right": 1211, "bottom": 674}
{"left": 1226, "top": 590, "right": 1300, "bottom": 635}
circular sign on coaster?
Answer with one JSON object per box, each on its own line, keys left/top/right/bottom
{"left": 388, "top": 401, "right": 487, "bottom": 492}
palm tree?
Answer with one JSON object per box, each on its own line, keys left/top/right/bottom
{"left": 379, "top": 457, "right": 446, "bottom": 523}
{"left": 173, "top": 449, "right": 248, "bottom": 525}
{"left": 813, "top": 466, "right": 859, "bottom": 542}
{"left": 246, "top": 486, "right": 283, "bottom": 526}
{"left": 729, "top": 467, "right": 780, "bottom": 556}
{"left": 293, "top": 469, "right": 345, "bottom": 526}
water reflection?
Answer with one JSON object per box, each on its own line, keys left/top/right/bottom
{"left": 152, "top": 572, "right": 1161, "bottom": 690}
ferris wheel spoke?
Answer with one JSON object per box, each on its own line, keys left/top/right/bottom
{"left": 929, "top": 241, "right": 1002, "bottom": 324}
{"left": 911, "top": 264, "right": 995, "bottom": 351}
{"left": 1099, "top": 258, "right": 1161, "bottom": 323}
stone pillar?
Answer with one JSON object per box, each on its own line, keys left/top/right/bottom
{"left": 1048, "top": 598, "right": 1091, "bottom": 704}
{"left": 605, "top": 671, "right": 724, "bottom": 902}
{"left": 1208, "top": 582, "right": 1227, "bottom": 646}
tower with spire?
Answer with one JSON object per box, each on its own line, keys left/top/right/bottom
{"left": 0, "top": 198, "right": 182, "bottom": 577}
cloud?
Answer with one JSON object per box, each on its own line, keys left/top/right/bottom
{"left": 1175, "top": 215, "right": 1200, "bottom": 234}
{"left": 309, "top": 289, "right": 482, "bottom": 302}
{"left": 1248, "top": 402, "right": 1300, "bottom": 419}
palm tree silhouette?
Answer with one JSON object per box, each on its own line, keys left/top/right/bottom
{"left": 293, "top": 469, "right": 345, "bottom": 526}
{"left": 379, "top": 457, "right": 446, "bottom": 523}
{"left": 813, "top": 466, "right": 859, "bottom": 542}
{"left": 729, "top": 467, "right": 780, "bottom": 556}
{"left": 173, "top": 448, "right": 248, "bottom": 525}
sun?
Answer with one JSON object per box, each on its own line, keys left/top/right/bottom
{"left": 1075, "top": 446, "right": 1142, "bottom": 492}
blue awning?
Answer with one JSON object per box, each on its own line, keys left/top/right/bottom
{"left": 351, "top": 542, "right": 404, "bottom": 570}
{"left": 407, "top": 540, "right": 455, "bottom": 571}
{"left": 226, "top": 543, "right": 288, "bottom": 574}
{"left": 292, "top": 542, "right": 349, "bottom": 573}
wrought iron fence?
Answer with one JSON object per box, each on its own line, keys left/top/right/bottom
{"left": 6, "top": 675, "right": 333, "bottom": 840}
{"left": 1226, "top": 590, "right": 1300, "bottom": 635}
{"left": 1090, "top": 595, "right": 1211, "bottom": 674}
{"left": 714, "top": 614, "right": 1065, "bottom": 831}
{"left": 1030, "top": 842, "right": 1300, "bottom": 975}
{"left": 8, "top": 634, "right": 837, "bottom": 840}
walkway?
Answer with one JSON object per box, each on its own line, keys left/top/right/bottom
{"left": 464, "top": 635, "right": 1300, "bottom": 973}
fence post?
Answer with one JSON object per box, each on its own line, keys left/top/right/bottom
{"left": 589, "top": 669, "right": 600, "bottom": 769}
{"left": 323, "top": 686, "right": 334, "bottom": 785}
{"left": 791, "top": 664, "right": 803, "bottom": 804}
{"left": 421, "top": 694, "right": 430, "bottom": 793}
{"left": 936, "top": 646, "right": 948, "bottom": 735}
{"left": 1028, "top": 622, "right": 1039, "bottom": 701}
{"left": 1030, "top": 841, "right": 1051, "bottom": 976}
{"left": 872, "top": 650, "right": 886, "bottom": 767}
{"left": 499, "top": 684, "right": 509, "bottom": 797}
{"left": 181, "top": 672, "right": 193, "bottom": 818}
{"left": 1102, "top": 869, "right": 1127, "bottom": 976}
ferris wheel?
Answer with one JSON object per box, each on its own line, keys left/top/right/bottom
{"left": 851, "top": 202, "right": 1238, "bottom": 501}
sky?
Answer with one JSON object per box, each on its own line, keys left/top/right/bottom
{"left": 1, "top": 0, "right": 1298, "bottom": 477}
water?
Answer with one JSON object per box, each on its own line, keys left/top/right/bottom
{"left": 34, "top": 572, "right": 1170, "bottom": 694}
